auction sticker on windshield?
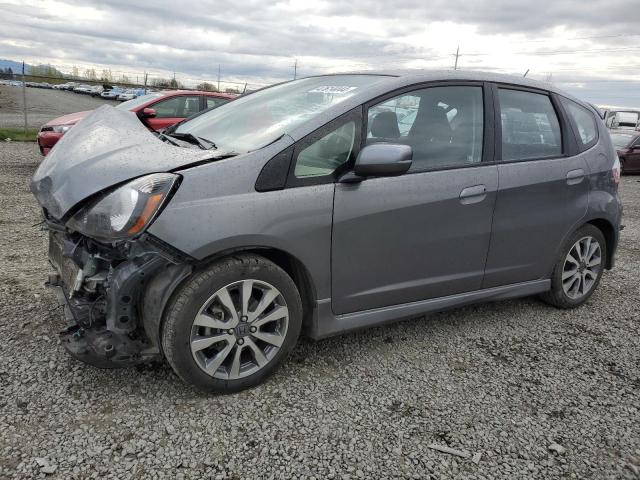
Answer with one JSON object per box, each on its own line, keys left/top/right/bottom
{"left": 308, "top": 86, "right": 358, "bottom": 94}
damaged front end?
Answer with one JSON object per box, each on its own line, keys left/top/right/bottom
{"left": 38, "top": 171, "right": 193, "bottom": 368}
{"left": 47, "top": 227, "right": 189, "bottom": 367}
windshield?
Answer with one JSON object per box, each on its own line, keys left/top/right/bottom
{"left": 175, "top": 75, "right": 388, "bottom": 152}
{"left": 610, "top": 133, "right": 634, "bottom": 149}
{"left": 116, "top": 92, "right": 164, "bottom": 111}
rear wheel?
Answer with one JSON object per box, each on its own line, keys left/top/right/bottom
{"left": 162, "top": 254, "right": 302, "bottom": 393}
{"left": 541, "top": 224, "right": 606, "bottom": 308}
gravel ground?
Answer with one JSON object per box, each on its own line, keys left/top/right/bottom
{"left": 0, "top": 142, "right": 638, "bottom": 479}
{"left": 0, "top": 85, "right": 117, "bottom": 128}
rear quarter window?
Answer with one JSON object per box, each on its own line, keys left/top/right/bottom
{"left": 561, "top": 98, "right": 598, "bottom": 151}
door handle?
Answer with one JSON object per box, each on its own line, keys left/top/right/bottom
{"left": 566, "top": 169, "right": 585, "bottom": 185}
{"left": 459, "top": 185, "right": 487, "bottom": 205}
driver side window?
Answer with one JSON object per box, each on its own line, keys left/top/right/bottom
{"left": 294, "top": 121, "right": 356, "bottom": 178}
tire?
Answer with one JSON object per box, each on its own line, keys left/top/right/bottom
{"left": 540, "top": 224, "right": 606, "bottom": 309}
{"left": 161, "top": 254, "right": 302, "bottom": 393}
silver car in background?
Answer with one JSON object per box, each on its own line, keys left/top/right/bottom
{"left": 31, "top": 71, "right": 622, "bottom": 393}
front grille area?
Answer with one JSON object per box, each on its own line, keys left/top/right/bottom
{"left": 48, "top": 232, "right": 79, "bottom": 292}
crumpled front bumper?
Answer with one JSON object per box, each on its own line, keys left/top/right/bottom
{"left": 46, "top": 230, "right": 190, "bottom": 368}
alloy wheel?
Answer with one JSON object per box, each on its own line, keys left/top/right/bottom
{"left": 190, "top": 279, "right": 289, "bottom": 380}
{"left": 561, "top": 236, "right": 602, "bottom": 300}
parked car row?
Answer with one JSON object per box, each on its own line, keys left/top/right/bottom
{"left": 37, "top": 89, "right": 236, "bottom": 154}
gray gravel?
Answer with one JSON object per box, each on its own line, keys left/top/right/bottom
{"left": 0, "top": 142, "right": 639, "bottom": 479}
{"left": 0, "top": 85, "right": 117, "bottom": 128}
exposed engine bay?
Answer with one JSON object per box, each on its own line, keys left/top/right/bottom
{"left": 46, "top": 223, "right": 191, "bottom": 368}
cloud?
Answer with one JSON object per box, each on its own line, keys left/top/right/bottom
{"left": 0, "top": 0, "right": 639, "bottom": 105}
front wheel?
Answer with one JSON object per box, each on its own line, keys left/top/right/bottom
{"left": 162, "top": 254, "right": 302, "bottom": 393}
{"left": 540, "top": 224, "right": 606, "bottom": 309}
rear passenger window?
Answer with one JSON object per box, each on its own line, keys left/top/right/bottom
{"left": 498, "top": 89, "right": 562, "bottom": 161}
{"left": 367, "top": 86, "right": 483, "bottom": 171}
{"left": 561, "top": 98, "right": 597, "bottom": 150}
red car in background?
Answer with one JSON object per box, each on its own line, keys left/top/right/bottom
{"left": 610, "top": 129, "right": 640, "bottom": 173}
{"left": 37, "top": 90, "right": 236, "bottom": 155}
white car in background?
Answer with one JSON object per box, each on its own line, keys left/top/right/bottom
{"left": 117, "top": 90, "right": 136, "bottom": 101}
{"left": 73, "top": 84, "right": 92, "bottom": 94}
{"left": 89, "top": 85, "right": 104, "bottom": 96}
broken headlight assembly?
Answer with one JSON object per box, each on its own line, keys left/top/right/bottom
{"left": 66, "top": 173, "right": 179, "bottom": 242}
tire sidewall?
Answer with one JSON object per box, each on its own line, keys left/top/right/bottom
{"left": 551, "top": 225, "right": 607, "bottom": 307}
{"left": 162, "top": 256, "right": 302, "bottom": 393}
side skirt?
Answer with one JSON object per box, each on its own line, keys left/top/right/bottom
{"left": 308, "top": 279, "right": 550, "bottom": 340}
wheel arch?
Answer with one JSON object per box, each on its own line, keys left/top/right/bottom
{"left": 188, "top": 246, "right": 317, "bottom": 330}
{"left": 585, "top": 218, "right": 616, "bottom": 269}
{"left": 144, "top": 245, "right": 318, "bottom": 357}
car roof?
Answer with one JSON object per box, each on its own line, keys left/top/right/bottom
{"left": 319, "top": 69, "right": 581, "bottom": 100}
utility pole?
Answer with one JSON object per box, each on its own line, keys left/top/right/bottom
{"left": 453, "top": 46, "right": 460, "bottom": 70}
{"left": 293, "top": 59, "right": 298, "bottom": 80}
{"left": 143, "top": 71, "right": 148, "bottom": 94}
{"left": 21, "top": 61, "right": 27, "bottom": 136}
{"left": 217, "top": 65, "right": 221, "bottom": 92}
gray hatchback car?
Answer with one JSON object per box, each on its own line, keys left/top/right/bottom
{"left": 31, "top": 71, "right": 623, "bottom": 393}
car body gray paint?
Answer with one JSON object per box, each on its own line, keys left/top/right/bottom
{"left": 331, "top": 164, "right": 498, "bottom": 314}
{"left": 31, "top": 71, "right": 622, "bottom": 342}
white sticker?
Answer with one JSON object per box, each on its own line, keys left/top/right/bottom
{"left": 308, "top": 86, "right": 357, "bottom": 94}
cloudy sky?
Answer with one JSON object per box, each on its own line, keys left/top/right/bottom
{"left": 1, "top": 0, "right": 639, "bottom": 106}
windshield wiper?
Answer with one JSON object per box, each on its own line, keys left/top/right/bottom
{"left": 155, "top": 132, "right": 183, "bottom": 147}
{"left": 166, "top": 132, "right": 217, "bottom": 150}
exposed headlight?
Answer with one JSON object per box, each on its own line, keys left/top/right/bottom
{"left": 67, "top": 173, "right": 179, "bottom": 241}
{"left": 51, "top": 124, "right": 73, "bottom": 133}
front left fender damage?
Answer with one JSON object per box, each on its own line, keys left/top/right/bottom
{"left": 47, "top": 228, "right": 192, "bottom": 368}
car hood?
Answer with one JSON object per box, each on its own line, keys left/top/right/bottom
{"left": 31, "top": 105, "right": 216, "bottom": 220}
{"left": 44, "top": 110, "right": 90, "bottom": 127}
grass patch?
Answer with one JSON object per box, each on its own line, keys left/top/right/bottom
{"left": 0, "top": 128, "right": 38, "bottom": 142}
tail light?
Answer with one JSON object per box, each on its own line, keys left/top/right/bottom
{"left": 612, "top": 155, "right": 621, "bottom": 185}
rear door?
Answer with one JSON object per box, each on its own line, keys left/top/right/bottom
{"left": 331, "top": 83, "right": 498, "bottom": 314}
{"left": 145, "top": 95, "right": 202, "bottom": 130}
{"left": 482, "top": 85, "right": 589, "bottom": 288}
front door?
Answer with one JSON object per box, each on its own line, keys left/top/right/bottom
{"left": 331, "top": 83, "right": 497, "bottom": 315}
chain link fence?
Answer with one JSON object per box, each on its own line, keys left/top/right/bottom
{"left": 0, "top": 62, "right": 271, "bottom": 131}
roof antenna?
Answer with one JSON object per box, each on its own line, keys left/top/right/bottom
{"left": 523, "top": 69, "right": 529, "bottom": 77}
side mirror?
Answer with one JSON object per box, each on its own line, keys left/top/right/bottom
{"left": 139, "top": 107, "right": 156, "bottom": 118}
{"left": 353, "top": 143, "right": 412, "bottom": 178}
